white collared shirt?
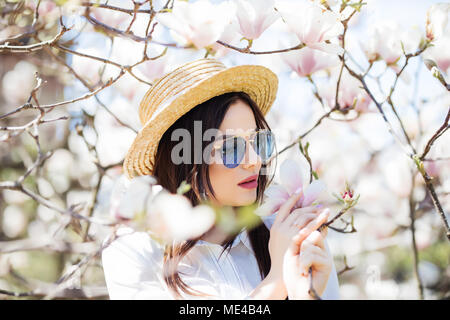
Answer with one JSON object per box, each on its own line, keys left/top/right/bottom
{"left": 102, "top": 215, "right": 340, "bottom": 299}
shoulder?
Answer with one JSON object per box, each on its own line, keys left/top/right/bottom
{"left": 101, "top": 227, "right": 176, "bottom": 299}
{"left": 102, "top": 226, "right": 165, "bottom": 277}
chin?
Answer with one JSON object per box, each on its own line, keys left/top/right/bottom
{"left": 233, "top": 191, "right": 257, "bottom": 206}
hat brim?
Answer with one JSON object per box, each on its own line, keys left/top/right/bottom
{"left": 123, "top": 64, "right": 278, "bottom": 179}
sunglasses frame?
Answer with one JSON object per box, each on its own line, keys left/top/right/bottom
{"left": 211, "top": 129, "right": 276, "bottom": 168}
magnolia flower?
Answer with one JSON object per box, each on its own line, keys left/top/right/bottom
{"left": 209, "top": 19, "right": 242, "bottom": 58}
{"left": 91, "top": 7, "right": 129, "bottom": 29}
{"left": 138, "top": 50, "right": 169, "bottom": 81}
{"left": 71, "top": 47, "right": 105, "bottom": 86}
{"left": 2, "top": 205, "right": 28, "bottom": 238}
{"left": 281, "top": 47, "right": 339, "bottom": 77}
{"left": 155, "top": 0, "right": 233, "bottom": 49}
{"left": 336, "top": 182, "right": 359, "bottom": 207}
{"left": 2, "top": 61, "right": 37, "bottom": 104}
{"left": 255, "top": 159, "right": 326, "bottom": 216}
{"left": 319, "top": 70, "right": 372, "bottom": 113}
{"left": 146, "top": 191, "right": 216, "bottom": 245}
{"left": 235, "top": 0, "right": 280, "bottom": 40}
{"left": 109, "top": 175, "right": 157, "bottom": 221}
{"left": 27, "top": 0, "right": 56, "bottom": 16}
{"left": 275, "top": 1, "right": 344, "bottom": 54}
{"left": 426, "top": 3, "right": 450, "bottom": 41}
{"left": 422, "top": 35, "right": 450, "bottom": 74}
{"left": 110, "top": 176, "right": 215, "bottom": 244}
{"left": 364, "top": 21, "right": 422, "bottom": 66}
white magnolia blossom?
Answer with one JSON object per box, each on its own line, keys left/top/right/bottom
{"left": 109, "top": 175, "right": 215, "bottom": 245}
{"left": 235, "top": 0, "right": 280, "bottom": 40}
{"left": 146, "top": 191, "right": 216, "bottom": 245}
{"left": 2, "top": 61, "right": 37, "bottom": 104}
{"left": 2, "top": 205, "right": 28, "bottom": 238}
{"left": 275, "top": 0, "right": 344, "bottom": 54}
{"left": 423, "top": 35, "right": 450, "bottom": 74}
{"left": 363, "top": 21, "right": 422, "bottom": 65}
{"left": 155, "top": 0, "right": 234, "bottom": 49}
{"left": 426, "top": 3, "right": 450, "bottom": 41}
{"left": 71, "top": 47, "right": 105, "bottom": 86}
{"left": 109, "top": 175, "right": 157, "bottom": 221}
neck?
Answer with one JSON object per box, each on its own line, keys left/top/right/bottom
{"left": 199, "top": 225, "right": 231, "bottom": 245}
{"left": 199, "top": 205, "right": 239, "bottom": 245}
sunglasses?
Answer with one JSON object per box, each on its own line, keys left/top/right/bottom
{"left": 211, "top": 129, "right": 276, "bottom": 169}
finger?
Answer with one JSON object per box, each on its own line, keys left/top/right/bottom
{"left": 302, "top": 230, "right": 325, "bottom": 251}
{"left": 298, "top": 209, "right": 329, "bottom": 244}
{"left": 286, "top": 213, "right": 317, "bottom": 228}
{"left": 321, "top": 226, "right": 328, "bottom": 238}
{"left": 299, "top": 252, "right": 331, "bottom": 276}
{"left": 291, "top": 205, "right": 322, "bottom": 216}
{"left": 273, "top": 188, "right": 304, "bottom": 227}
{"left": 300, "top": 242, "right": 327, "bottom": 258}
{"left": 288, "top": 209, "right": 330, "bottom": 256}
{"left": 284, "top": 205, "right": 321, "bottom": 225}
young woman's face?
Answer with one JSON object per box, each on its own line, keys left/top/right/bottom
{"left": 208, "top": 99, "right": 262, "bottom": 207}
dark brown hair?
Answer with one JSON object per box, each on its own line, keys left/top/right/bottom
{"left": 153, "top": 91, "right": 275, "bottom": 299}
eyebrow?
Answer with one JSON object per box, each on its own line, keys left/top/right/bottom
{"left": 219, "top": 128, "right": 259, "bottom": 139}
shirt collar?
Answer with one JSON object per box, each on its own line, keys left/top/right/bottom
{"left": 231, "top": 228, "right": 251, "bottom": 250}
{"left": 195, "top": 227, "right": 252, "bottom": 251}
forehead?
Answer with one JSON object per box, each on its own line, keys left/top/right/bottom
{"left": 218, "top": 99, "right": 257, "bottom": 135}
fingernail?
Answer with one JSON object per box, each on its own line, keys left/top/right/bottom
{"left": 315, "top": 204, "right": 323, "bottom": 209}
{"left": 295, "top": 187, "right": 302, "bottom": 195}
{"left": 319, "top": 209, "right": 330, "bottom": 217}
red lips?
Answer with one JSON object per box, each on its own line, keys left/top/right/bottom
{"left": 238, "top": 174, "right": 258, "bottom": 185}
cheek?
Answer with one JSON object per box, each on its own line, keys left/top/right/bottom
{"left": 209, "top": 164, "right": 236, "bottom": 198}
{"left": 208, "top": 164, "right": 258, "bottom": 206}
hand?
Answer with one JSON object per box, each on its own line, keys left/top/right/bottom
{"left": 283, "top": 221, "right": 333, "bottom": 300}
{"left": 266, "top": 189, "right": 327, "bottom": 281}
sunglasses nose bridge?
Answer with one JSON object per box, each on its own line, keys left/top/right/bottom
{"left": 242, "top": 136, "right": 262, "bottom": 168}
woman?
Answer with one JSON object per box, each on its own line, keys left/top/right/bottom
{"left": 102, "top": 58, "right": 339, "bottom": 300}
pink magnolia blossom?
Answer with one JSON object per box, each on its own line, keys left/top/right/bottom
{"left": 209, "top": 20, "right": 242, "bottom": 58}
{"left": 27, "top": 0, "right": 57, "bottom": 16}
{"left": 138, "top": 54, "right": 169, "bottom": 82}
{"left": 255, "top": 159, "right": 326, "bottom": 216}
{"left": 91, "top": 7, "right": 129, "bottom": 29}
{"left": 319, "top": 70, "right": 372, "bottom": 113}
{"left": 155, "top": 0, "right": 233, "bottom": 49}
{"left": 275, "top": 1, "right": 344, "bottom": 54}
{"left": 235, "top": 0, "right": 280, "bottom": 40}
{"left": 426, "top": 3, "right": 450, "bottom": 41}
{"left": 281, "top": 47, "right": 339, "bottom": 77}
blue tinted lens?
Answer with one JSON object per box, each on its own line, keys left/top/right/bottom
{"left": 254, "top": 131, "right": 275, "bottom": 162}
{"left": 222, "top": 137, "right": 245, "bottom": 169}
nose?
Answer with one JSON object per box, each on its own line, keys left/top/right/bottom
{"left": 241, "top": 140, "right": 262, "bottom": 170}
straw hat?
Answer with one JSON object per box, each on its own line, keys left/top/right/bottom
{"left": 123, "top": 58, "right": 278, "bottom": 179}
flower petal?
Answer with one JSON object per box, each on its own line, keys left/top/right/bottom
{"left": 280, "top": 158, "right": 303, "bottom": 195}
{"left": 255, "top": 198, "right": 285, "bottom": 216}
{"left": 264, "top": 184, "right": 289, "bottom": 200}
{"left": 302, "top": 179, "right": 326, "bottom": 207}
